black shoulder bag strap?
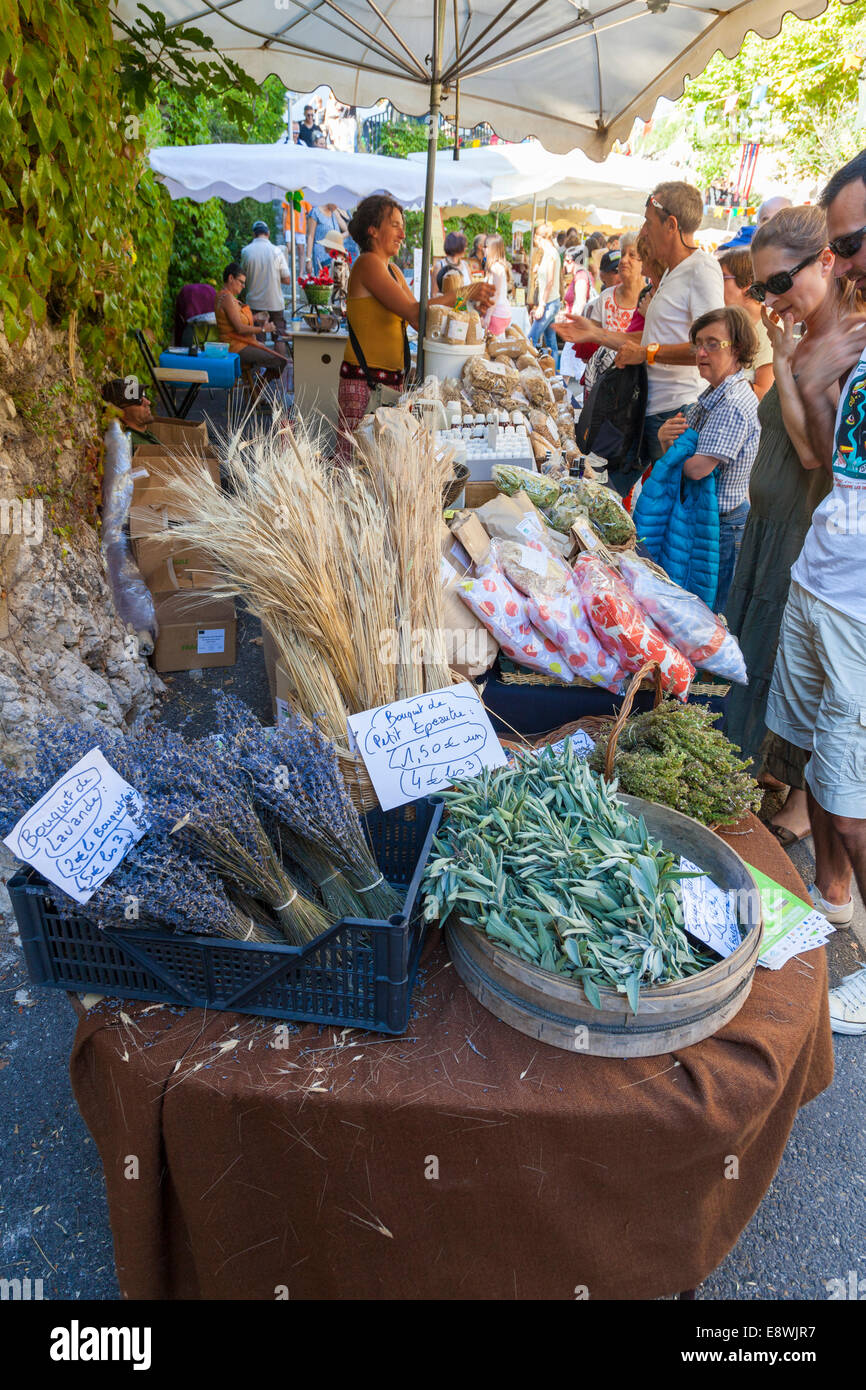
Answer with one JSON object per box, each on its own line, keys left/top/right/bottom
{"left": 346, "top": 264, "right": 411, "bottom": 389}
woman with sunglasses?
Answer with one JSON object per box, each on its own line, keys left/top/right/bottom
{"left": 717, "top": 247, "right": 775, "bottom": 400}
{"left": 723, "top": 206, "right": 838, "bottom": 848}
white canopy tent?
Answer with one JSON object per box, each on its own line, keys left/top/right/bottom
{"left": 407, "top": 142, "right": 687, "bottom": 236}
{"left": 148, "top": 140, "right": 496, "bottom": 208}
{"left": 117, "top": 0, "right": 847, "bottom": 362}
{"left": 408, "top": 143, "right": 687, "bottom": 218}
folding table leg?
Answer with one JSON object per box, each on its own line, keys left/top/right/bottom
{"left": 133, "top": 330, "right": 177, "bottom": 418}
{"left": 176, "top": 383, "right": 201, "bottom": 419}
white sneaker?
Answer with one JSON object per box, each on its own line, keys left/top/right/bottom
{"left": 828, "top": 968, "right": 866, "bottom": 1035}
{"left": 809, "top": 883, "right": 854, "bottom": 927}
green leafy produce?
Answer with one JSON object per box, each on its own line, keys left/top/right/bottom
{"left": 544, "top": 493, "right": 590, "bottom": 536}
{"left": 423, "top": 741, "right": 715, "bottom": 1014}
{"left": 588, "top": 702, "right": 761, "bottom": 827}
{"left": 492, "top": 464, "right": 561, "bottom": 510}
{"left": 545, "top": 479, "right": 636, "bottom": 546}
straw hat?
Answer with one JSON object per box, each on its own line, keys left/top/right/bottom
{"left": 320, "top": 230, "right": 346, "bottom": 255}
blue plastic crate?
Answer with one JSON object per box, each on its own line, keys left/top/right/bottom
{"left": 8, "top": 799, "right": 443, "bottom": 1035}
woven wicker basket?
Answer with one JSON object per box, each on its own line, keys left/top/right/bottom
{"left": 531, "top": 660, "right": 664, "bottom": 776}
{"left": 442, "top": 461, "right": 471, "bottom": 511}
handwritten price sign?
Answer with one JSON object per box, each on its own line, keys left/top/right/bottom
{"left": 347, "top": 683, "right": 507, "bottom": 811}
{"left": 3, "top": 749, "right": 148, "bottom": 904}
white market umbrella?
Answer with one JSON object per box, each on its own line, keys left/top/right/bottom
{"left": 409, "top": 142, "right": 686, "bottom": 220}
{"left": 149, "top": 140, "right": 495, "bottom": 208}
{"left": 119, "top": 0, "right": 847, "bottom": 360}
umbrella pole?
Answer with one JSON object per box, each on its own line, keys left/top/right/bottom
{"left": 453, "top": 79, "right": 460, "bottom": 160}
{"left": 452, "top": 0, "right": 460, "bottom": 160}
{"left": 290, "top": 202, "right": 297, "bottom": 319}
{"left": 417, "top": 0, "right": 446, "bottom": 378}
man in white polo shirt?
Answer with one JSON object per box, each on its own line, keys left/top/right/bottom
{"left": 766, "top": 148, "right": 866, "bottom": 1033}
{"left": 240, "top": 220, "right": 291, "bottom": 353}
{"left": 556, "top": 182, "right": 724, "bottom": 464}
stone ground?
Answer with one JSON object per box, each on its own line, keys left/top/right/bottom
{"left": 1, "top": 393, "right": 864, "bottom": 1302}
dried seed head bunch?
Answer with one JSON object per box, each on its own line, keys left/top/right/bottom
{"left": 0, "top": 718, "right": 259, "bottom": 941}
{"left": 212, "top": 692, "right": 401, "bottom": 922}
{"left": 588, "top": 702, "right": 760, "bottom": 827}
{"left": 143, "top": 406, "right": 455, "bottom": 746}
{"left": 424, "top": 738, "right": 715, "bottom": 1014}
{"left": 128, "top": 723, "right": 333, "bottom": 948}
{"left": 353, "top": 410, "right": 454, "bottom": 698}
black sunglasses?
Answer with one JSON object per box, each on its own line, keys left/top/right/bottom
{"left": 647, "top": 194, "right": 671, "bottom": 220}
{"left": 828, "top": 224, "right": 866, "bottom": 259}
{"left": 748, "top": 250, "right": 821, "bottom": 302}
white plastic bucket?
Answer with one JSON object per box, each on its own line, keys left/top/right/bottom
{"left": 422, "top": 337, "right": 484, "bottom": 381}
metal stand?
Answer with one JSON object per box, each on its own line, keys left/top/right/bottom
{"left": 416, "top": 0, "right": 447, "bottom": 380}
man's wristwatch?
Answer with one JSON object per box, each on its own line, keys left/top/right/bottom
{"left": 645, "top": 342, "right": 661, "bottom": 365}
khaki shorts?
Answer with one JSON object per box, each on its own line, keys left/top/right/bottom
{"left": 766, "top": 582, "right": 866, "bottom": 818}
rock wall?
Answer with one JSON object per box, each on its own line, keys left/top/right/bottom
{"left": 0, "top": 322, "right": 163, "bottom": 770}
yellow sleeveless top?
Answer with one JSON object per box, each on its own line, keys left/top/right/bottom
{"left": 344, "top": 295, "right": 407, "bottom": 373}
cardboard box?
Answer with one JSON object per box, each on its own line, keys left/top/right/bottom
{"left": 261, "top": 626, "right": 292, "bottom": 726}
{"left": 130, "top": 451, "right": 222, "bottom": 591}
{"left": 274, "top": 662, "right": 292, "bottom": 728}
{"left": 151, "top": 593, "right": 236, "bottom": 672}
{"left": 130, "top": 449, "right": 220, "bottom": 511}
{"left": 131, "top": 534, "right": 220, "bottom": 591}
{"left": 148, "top": 416, "right": 209, "bottom": 452}
{"left": 463, "top": 481, "right": 499, "bottom": 509}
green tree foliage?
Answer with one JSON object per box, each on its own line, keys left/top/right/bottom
{"left": 375, "top": 119, "right": 451, "bottom": 159}
{"left": 1, "top": 0, "right": 173, "bottom": 364}
{"left": 2, "top": 0, "right": 281, "bottom": 369}
{"left": 156, "top": 74, "right": 289, "bottom": 336}
{"left": 445, "top": 210, "right": 515, "bottom": 250}
{"left": 675, "top": 0, "right": 866, "bottom": 185}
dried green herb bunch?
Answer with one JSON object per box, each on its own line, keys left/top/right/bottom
{"left": 588, "top": 701, "right": 760, "bottom": 826}
{"left": 423, "top": 741, "right": 715, "bottom": 1015}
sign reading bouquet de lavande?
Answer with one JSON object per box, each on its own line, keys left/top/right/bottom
{"left": 347, "top": 682, "right": 507, "bottom": 812}
{"left": 3, "top": 749, "right": 148, "bottom": 903}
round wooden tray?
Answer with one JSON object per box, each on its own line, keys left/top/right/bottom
{"left": 445, "top": 792, "right": 763, "bottom": 1058}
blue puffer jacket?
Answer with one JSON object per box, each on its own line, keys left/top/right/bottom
{"left": 632, "top": 428, "right": 719, "bottom": 607}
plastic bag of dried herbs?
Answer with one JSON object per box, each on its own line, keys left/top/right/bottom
{"left": 588, "top": 701, "right": 760, "bottom": 826}
{"left": 492, "top": 463, "right": 561, "bottom": 510}
{"left": 546, "top": 479, "right": 636, "bottom": 546}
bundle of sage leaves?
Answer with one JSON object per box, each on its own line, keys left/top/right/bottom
{"left": 423, "top": 740, "right": 716, "bottom": 1014}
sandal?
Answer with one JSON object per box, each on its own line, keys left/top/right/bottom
{"left": 763, "top": 820, "right": 811, "bottom": 849}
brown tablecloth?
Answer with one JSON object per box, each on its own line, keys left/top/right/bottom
{"left": 69, "top": 815, "right": 832, "bottom": 1300}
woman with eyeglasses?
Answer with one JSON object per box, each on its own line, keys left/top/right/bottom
{"left": 717, "top": 247, "right": 775, "bottom": 399}
{"left": 215, "top": 263, "right": 288, "bottom": 401}
{"left": 655, "top": 305, "right": 760, "bottom": 612}
{"left": 336, "top": 195, "right": 492, "bottom": 459}
{"left": 722, "top": 206, "right": 838, "bottom": 848}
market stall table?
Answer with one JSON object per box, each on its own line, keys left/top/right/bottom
{"left": 69, "top": 816, "right": 832, "bottom": 1301}
{"left": 288, "top": 327, "right": 347, "bottom": 444}
{"left": 156, "top": 349, "right": 242, "bottom": 415}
